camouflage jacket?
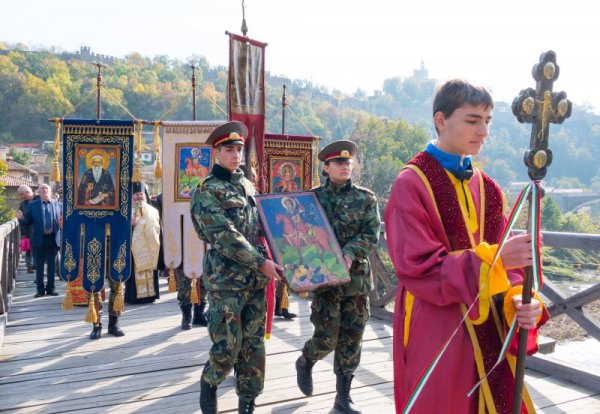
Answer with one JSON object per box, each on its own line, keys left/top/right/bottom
{"left": 313, "top": 178, "right": 381, "bottom": 295}
{"left": 190, "top": 164, "right": 269, "bottom": 291}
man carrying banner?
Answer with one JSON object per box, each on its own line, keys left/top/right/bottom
{"left": 295, "top": 140, "right": 380, "bottom": 414}
{"left": 191, "top": 121, "right": 283, "bottom": 414}
{"left": 384, "top": 79, "right": 548, "bottom": 413}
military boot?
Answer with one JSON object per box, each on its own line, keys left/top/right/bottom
{"left": 180, "top": 304, "right": 192, "bottom": 330}
{"left": 107, "top": 315, "right": 125, "bottom": 337}
{"left": 333, "top": 373, "right": 361, "bottom": 414}
{"left": 199, "top": 378, "right": 217, "bottom": 414}
{"left": 281, "top": 308, "right": 296, "bottom": 320}
{"left": 89, "top": 323, "right": 102, "bottom": 340}
{"left": 239, "top": 397, "right": 255, "bottom": 413}
{"left": 295, "top": 355, "right": 316, "bottom": 396}
{"left": 192, "top": 301, "right": 208, "bottom": 326}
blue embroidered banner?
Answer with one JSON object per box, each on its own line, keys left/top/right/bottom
{"left": 60, "top": 119, "right": 134, "bottom": 294}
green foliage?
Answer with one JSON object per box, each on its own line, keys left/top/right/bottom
{"left": 8, "top": 147, "right": 29, "bottom": 165}
{"left": 541, "top": 197, "right": 563, "bottom": 231}
{"left": 560, "top": 211, "right": 599, "bottom": 233}
{"left": 0, "top": 160, "right": 14, "bottom": 223}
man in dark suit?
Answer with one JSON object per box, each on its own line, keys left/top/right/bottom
{"left": 16, "top": 183, "right": 61, "bottom": 298}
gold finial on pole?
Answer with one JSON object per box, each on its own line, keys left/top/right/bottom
{"left": 50, "top": 119, "right": 62, "bottom": 183}
{"left": 241, "top": 0, "right": 248, "bottom": 36}
{"left": 312, "top": 136, "right": 321, "bottom": 187}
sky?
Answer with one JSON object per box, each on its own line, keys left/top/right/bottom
{"left": 3, "top": 0, "right": 599, "bottom": 113}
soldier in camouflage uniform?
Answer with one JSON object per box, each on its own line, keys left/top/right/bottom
{"left": 190, "top": 121, "right": 283, "bottom": 414}
{"left": 295, "top": 140, "right": 380, "bottom": 414}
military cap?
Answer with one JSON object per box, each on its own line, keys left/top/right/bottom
{"left": 206, "top": 121, "right": 247, "bottom": 148}
{"left": 318, "top": 140, "right": 358, "bottom": 162}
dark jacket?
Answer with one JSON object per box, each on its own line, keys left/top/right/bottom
{"left": 19, "top": 198, "right": 61, "bottom": 249}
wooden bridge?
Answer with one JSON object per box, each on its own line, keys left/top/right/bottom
{"left": 1, "top": 219, "right": 599, "bottom": 413}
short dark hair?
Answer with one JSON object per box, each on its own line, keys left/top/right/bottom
{"left": 433, "top": 79, "right": 494, "bottom": 119}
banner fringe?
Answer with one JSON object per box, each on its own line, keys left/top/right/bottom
{"left": 62, "top": 280, "right": 73, "bottom": 310}
{"left": 190, "top": 278, "right": 199, "bottom": 305}
{"left": 84, "top": 292, "right": 98, "bottom": 324}
{"left": 168, "top": 267, "right": 177, "bottom": 293}
{"left": 113, "top": 282, "right": 125, "bottom": 313}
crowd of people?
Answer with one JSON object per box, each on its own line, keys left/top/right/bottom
{"left": 15, "top": 79, "right": 549, "bottom": 414}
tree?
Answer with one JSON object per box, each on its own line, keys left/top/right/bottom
{"left": 9, "top": 148, "right": 29, "bottom": 165}
{"left": 541, "top": 197, "right": 563, "bottom": 231}
{"left": 0, "top": 160, "right": 13, "bottom": 223}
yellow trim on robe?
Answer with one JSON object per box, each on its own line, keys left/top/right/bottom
{"left": 470, "top": 243, "right": 511, "bottom": 325}
{"left": 403, "top": 290, "right": 414, "bottom": 347}
{"left": 462, "top": 304, "right": 497, "bottom": 414}
{"left": 447, "top": 171, "right": 478, "bottom": 236}
{"left": 405, "top": 165, "right": 442, "bottom": 223}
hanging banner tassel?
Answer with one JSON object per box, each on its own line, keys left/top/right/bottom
{"left": 153, "top": 121, "right": 163, "bottom": 179}
{"left": 281, "top": 283, "right": 290, "bottom": 309}
{"left": 62, "top": 279, "right": 73, "bottom": 310}
{"left": 190, "top": 277, "right": 200, "bottom": 305}
{"left": 113, "top": 279, "right": 125, "bottom": 313}
{"left": 84, "top": 288, "right": 98, "bottom": 324}
{"left": 132, "top": 120, "right": 143, "bottom": 182}
{"left": 50, "top": 119, "right": 62, "bottom": 183}
{"left": 168, "top": 265, "right": 177, "bottom": 293}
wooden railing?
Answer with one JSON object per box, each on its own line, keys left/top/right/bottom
{"left": 0, "top": 219, "right": 20, "bottom": 347}
{"left": 369, "top": 226, "right": 600, "bottom": 390}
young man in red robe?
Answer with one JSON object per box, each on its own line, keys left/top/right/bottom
{"left": 384, "top": 79, "right": 548, "bottom": 413}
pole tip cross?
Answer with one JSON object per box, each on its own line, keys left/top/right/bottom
{"left": 511, "top": 51, "right": 572, "bottom": 180}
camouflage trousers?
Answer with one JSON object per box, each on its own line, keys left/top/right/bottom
{"left": 202, "top": 287, "right": 266, "bottom": 399}
{"left": 175, "top": 267, "right": 206, "bottom": 306}
{"left": 91, "top": 277, "right": 121, "bottom": 318}
{"left": 302, "top": 290, "right": 370, "bottom": 375}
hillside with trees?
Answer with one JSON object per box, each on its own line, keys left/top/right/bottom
{"left": 1, "top": 43, "right": 600, "bottom": 208}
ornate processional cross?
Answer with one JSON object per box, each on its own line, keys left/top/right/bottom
{"left": 512, "top": 50, "right": 572, "bottom": 180}
{"left": 510, "top": 50, "right": 572, "bottom": 414}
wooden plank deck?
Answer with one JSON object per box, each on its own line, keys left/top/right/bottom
{"left": 1, "top": 265, "right": 599, "bottom": 413}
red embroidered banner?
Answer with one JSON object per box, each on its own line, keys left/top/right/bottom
{"left": 228, "top": 33, "right": 266, "bottom": 181}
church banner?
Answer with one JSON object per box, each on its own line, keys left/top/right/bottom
{"left": 228, "top": 33, "right": 266, "bottom": 183}
{"left": 60, "top": 119, "right": 134, "bottom": 295}
{"left": 161, "top": 121, "right": 224, "bottom": 279}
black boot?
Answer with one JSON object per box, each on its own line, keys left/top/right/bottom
{"left": 181, "top": 304, "right": 192, "bottom": 330}
{"left": 89, "top": 323, "right": 102, "bottom": 340}
{"left": 296, "top": 355, "right": 316, "bottom": 396}
{"left": 333, "top": 373, "right": 361, "bottom": 414}
{"left": 239, "top": 397, "right": 255, "bottom": 413}
{"left": 193, "top": 302, "right": 208, "bottom": 326}
{"left": 199, "top": 377, "right": 217, "bottom": 414}
{"left": 281, "top": 308, "right": 296, "bottom": 320}
{"left": 107, "top": 315, "right": 125, "bottom": 337}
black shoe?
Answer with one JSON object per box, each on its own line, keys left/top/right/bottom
{"left": 193, "top": 302, "right": 208, "bottom": 327}
{"left": 296, "top": 355, "right": 316, "bottom": 396}
{"left": 90, "top": 324, "right": 102, "bottom": 340}
{"left": 239, "top": 398, "right": 255, "bottom": 413}
{"left": 107, "top": 315, "right": 125, "bottom": 337}
{"left": 281, "top": 309, "right": 296, "bottom": 320}
{"left": 34, "top": 292, "right": 45, "bottom": 298}
{"left": 27, "top": 267, "right": 35, "bottom": 274}
{"left": 46, "top": 290, "right": 59, "bottom": 296}
{"left": 181, "top": 304, "right": 192, "bottom": 330}
{"left": 199, "top": 378, "right": 217, "bottom": 414}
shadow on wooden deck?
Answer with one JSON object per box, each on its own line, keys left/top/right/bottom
{"left": 1, "top": 264, "right": 599, "bottom": 413}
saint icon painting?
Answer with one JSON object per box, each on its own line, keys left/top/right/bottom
{"left": 256, "top": 192, "right": 350, "bottom": 292}
{"left": 74, "top": 144, "right": 119, "bottom": 210}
